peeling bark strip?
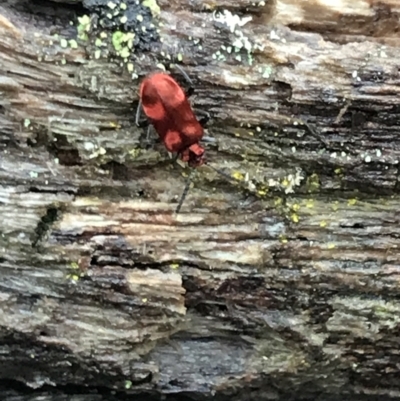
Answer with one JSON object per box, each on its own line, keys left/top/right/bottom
{"left": 1, "top": 0, "right": 400, "bottom": 400}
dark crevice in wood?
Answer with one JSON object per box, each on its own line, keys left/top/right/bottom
{"left": 46, "top": 134, "right": 83, "bottom": 166}
{"left": 28, "top": 186, "right": 76, "bottom": 196}
{"left": 100, "top": 161, "right": 133, "bottom": 181}
{"left": 31, "top": 206, "right": 62, "bottom": 248}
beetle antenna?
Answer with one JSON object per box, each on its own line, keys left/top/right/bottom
{"left": 135, "top": 100, "right": 142, "bottom": 126}
{"left": 173, "top": 64, "right": 194, "bottom": 86}
{"left": 175, "top": 168, "right": 197, "bottom": 214}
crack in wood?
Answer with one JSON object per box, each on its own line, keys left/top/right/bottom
{"left": 31, "top": 206, "right": 62, "bottom": 248}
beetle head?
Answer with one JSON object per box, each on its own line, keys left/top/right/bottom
{"left": 184, "top": 143, "right": 205, "bottom": 167}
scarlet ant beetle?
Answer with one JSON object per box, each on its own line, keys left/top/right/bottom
{"left": 136, "top": 65, "right": 222, "bottom": 213}
{"left": 136, "top": 65, "right": 209, "bottom": 167}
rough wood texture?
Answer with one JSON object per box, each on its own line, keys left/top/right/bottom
{"left": 1, "top": 0, "right": 400, "bottom": 400}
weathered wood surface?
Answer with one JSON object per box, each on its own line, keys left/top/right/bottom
{"left": 1, "top": 0, "right": 400, "bottom": 400}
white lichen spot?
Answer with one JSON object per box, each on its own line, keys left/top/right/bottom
{"left": 84, "top": 141, "right": 95, "bottom": 151}
{"left": 281, "top": 169, "right": 304, "bottom": 194}
{"left": 376, "top": 149, "right": 382, "bottom": 157}
{"left": 107, "top": 1, "right": 117, "bottom": 9}
{"left": 120, "top": 15, "right": 128, "bottom": 24}
{"left": 137, "top": 14, "right": 143, "bottom": 22}
{"left": 262, "top": 65, "right": 272, "bottom": 78}
{"left": 330, "top": 152, "right": 337, "bottom": 158}
{"left": 364, "top": 155, "right": 371, "bottom": 163}
{"left": 352, "top": 70, "right": 358, "bottom": 78}
{"left": 60, "top": 38, "right": 68, "bottom": 48}
{"left": 270, "top": 30, "right": 280, "bottom": 40}
{"left": 213, "top": 10, "right": 252, "bottom": 33}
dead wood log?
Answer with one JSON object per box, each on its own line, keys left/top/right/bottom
{"left": 1, "top": 0, "right": 400, "bottom": 400}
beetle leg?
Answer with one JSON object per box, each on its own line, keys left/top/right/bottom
{"left": 135, "top": 100, "right": 149, "bottom": 128}
{"left": 196, "top": 110, "right": 210, "bottom": 126}
{"left": 146, "top": 125, "right": 156, "bottom": 142}
{"left": 186, "top": 86, "right": 195, "bottom": 98}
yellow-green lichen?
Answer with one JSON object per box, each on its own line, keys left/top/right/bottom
{"left": 66, "top": 273, "right": 80, "bottom": 281}
{"left": 279, "top": 234, "right": 288, "bottom": 244}
{"left": 77, "top": 15, "right": 91, "bottom": 41}
{"left": 257, "top": 187, "right": 267, "bottom": 196}
{"left": 306, "top": 173, "right": 320, "bottom": 193}
{"left": 129, "top": 148, "right": 141, "bottom": 158}
{"left": 69, "top": 39, "right": 78, "bottom": 49}
{"left": 95, "top": 38, "right": 104, "bottom": 47}
{"left": 305, "top": 199, "right": 314, "bottom": 208}
{"left": 292, "top": 203, "right": 300, "bottom": 212}
{"left": 112, "top": 31, "right": 135, "bottom": 57}
{"left": 232, "top": 171, "right": 244, "bottom": 181}
{"left": 142, "top": 0, "right": 160, "bottom": 16}
{"left": 291, "top": 213, "right": 299, "bottom": 223}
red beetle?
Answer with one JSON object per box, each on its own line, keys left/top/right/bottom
{"left": 136, "top": 66, "right": 208, "bottom": 168}
{"left": 136, "top": 66, "right": 214, "bottom": 212}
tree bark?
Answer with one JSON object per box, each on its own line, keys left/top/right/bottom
{"left": 1, "top": 0, "right": 400, "bottom": 400}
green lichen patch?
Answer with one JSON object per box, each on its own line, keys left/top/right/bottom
{"left": 77, "top": 14, "right": 91, "bottom": 41}
{"left": 65, "top": 0, "right": 160, "bottom": 77}
{"left": 82, "top": 0, "right": 159, "bottom": 52}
